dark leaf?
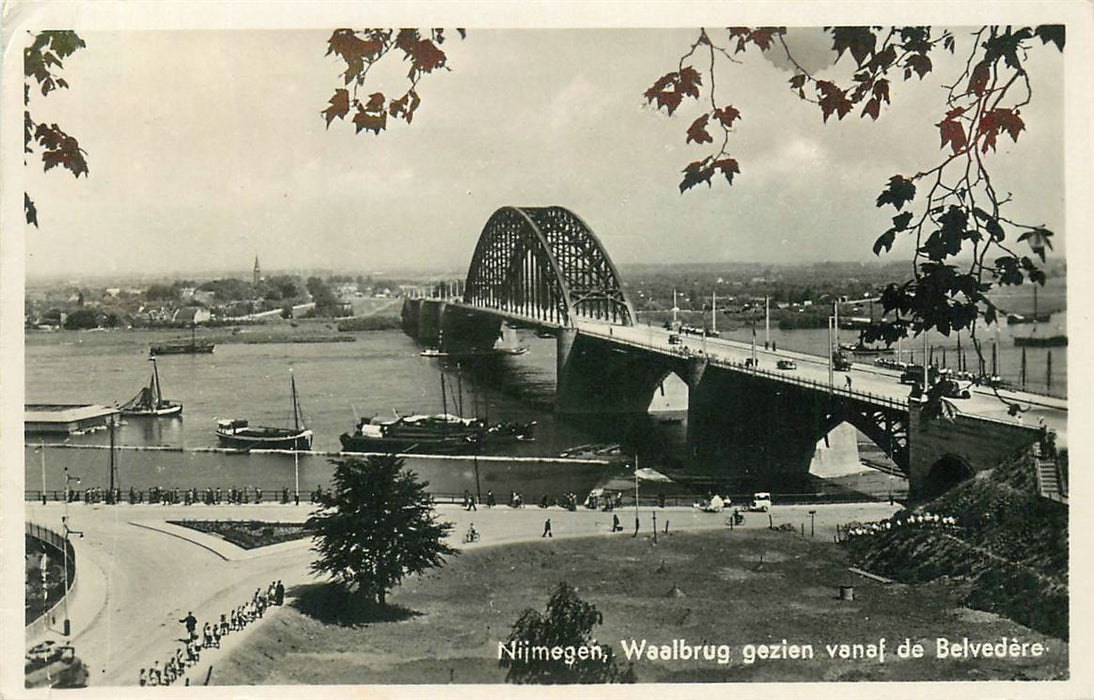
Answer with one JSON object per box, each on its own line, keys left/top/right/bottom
{"left": 861, "top": 97, "right": 880, "bottom": 121}
{"left": 905, "top": 53, "right": 932, "bottom": 79}
{"left": 967, "top": 60, "right": 991, "bottom": 96}
{"left": 873, "top": 228, "right": 896, "bottom": 256}
{"left": 830, "top": 26, "right": 877, "bottom": 67}
{"left": 686, "top": 114, "right": 713, "bottom": 144}
{"left": 25, "top": 193, "right": 38, "bottom": 227}
{"left": 1034, "top": 25, "right": 1065, "bottom": 51}
{"left": 712, "top": 157, "right": 740, "bottom": 185}
{"left": 816, "top": 81, "right": 852, "bottom": 122}
{"left": 322, "top": 89, "right": 351, "bottom": 126}
{"left": 712, "top": 105, "right": 741, "bottom": 128}
{"left": 892, "top": 211, "right": 914, "bottom": 230}
{"left": 876, "top": 175, "right": 916, "bottom": 210}
{"left": 679, "top": 158, "right": 714, "bottom": 193}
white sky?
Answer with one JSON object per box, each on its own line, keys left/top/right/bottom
{"left": 19, "top": 24, "right": 1066, "bottom": 280}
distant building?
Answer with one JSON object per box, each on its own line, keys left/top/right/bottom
{"left": 173, "top": 307, "right": 211, "bottom": 325}
{"left": 253, "top": 256, "right": 261, "bottom": 289}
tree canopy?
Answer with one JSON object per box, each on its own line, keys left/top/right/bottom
{"left": 307, "top": 454, "right": 457, "bottom": 607}
{"left": 24, "top": 30, "right": 88, "bottom": 227}
{"left": 500, "top": 581, "right": 635, "bottom": 684}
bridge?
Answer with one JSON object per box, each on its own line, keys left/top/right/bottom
{"left": 402, "top": 206, "right": 1067, "bottom": 501}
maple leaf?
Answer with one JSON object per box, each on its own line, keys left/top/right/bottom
{"left": 353, "top": 106, "right": 387, "bottom": 134}
{"left": 677, "top": 67, "right": 702, "bottom": 99}
{"left": 713, "top": 157, "right": 740, "bottom": 185}
{"left": 816, "top": 81, "right": 852, "bottom": 122}
{"left": 322, "top": 89, "right": 351, "bottom": 127}
{"left": 936, "top": 110, "right": 967, "bottom": 154}
{"left": 1018, "top": 227, "right": 1054, "bottom": 262}
{"left": 872, "top": 78, "right": 890, "bottom": 104}
{"left": 830, "top": 26, "right": 876, "bottom": 67}
{"left": 967, "top": 60, "right": 991, "bottom": 96}
{"left": 644, "top": 68, "right": 702, "bottom": 116}
{"left": 35, "top": 122, "right": 87, "bottom": 177}
{"left": 686, "top": 114, "right": 713, "bottom": 144}
{"left": 977, "top": 108, "right": 1024, "bottom": 153}
{"left": 748, "top": 27, "right": 783, "bottom": 51}
{"left": 1034, "top": 25, "right": 1065, "bottom": 51}
{"left": 389, "top": 89, "right": 422, "bottom": 123}
{"left": 712, "top": 105, "right": 741, "bottom": 129}
{"left": 904, "top": 53, "right": 932, "bottom": 79}
{"left": 876, "top": 175, "right": 916, "bottom": 210}
{"left": 873, "top": 229, "right": 896, "bottom": 255}
{"left": 25, "top": 193, "right": 38, "bottom": 227}
{"left": 788, "top": 74, "right": 806, "bottom": 90}
{"left": 364, "top": 91, "right": 386, "bottom": 112}
{"left": 861, "top": 97, "right": 880, "bottom": 121}
{"left": 679, "top": 157, "right": 714, "bottom": 193}
{"left": 405, "top": 39, "right": 447, "bottom": 78}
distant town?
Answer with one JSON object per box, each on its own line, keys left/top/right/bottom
{"left": 25, "top": 258, "right": 1067, "bottom": 334}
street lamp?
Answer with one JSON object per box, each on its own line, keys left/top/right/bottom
{"left": 808, "top": 509, "right": 817, "bottom": 538}
{"left": 61, "top": 466, "right": 82, "bottom": 636}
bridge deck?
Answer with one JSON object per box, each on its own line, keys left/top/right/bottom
{"left": 574, "top": 319, "right": 1067, "bottom": 446}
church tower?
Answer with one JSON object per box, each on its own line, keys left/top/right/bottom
{"left": 253, "top": 255, "right": 261, "bottom": 289}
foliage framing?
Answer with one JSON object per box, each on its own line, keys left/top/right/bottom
{"left": 645, "top": 27, "right": 1064, "bottom": 364}
{"left": 24, "top": 31, "right": 88, "bottom": 227}
{"left": 500, "top": 582, "right": 635, "bottom": 684}
{"left": 307, "top": 454, "right": 457, "bottom": 606}
{"left": 321, "top": 28, "right": 464, "bottom": 134}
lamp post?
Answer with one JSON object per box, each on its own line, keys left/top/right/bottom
{"left": 808, "top": 509, "right": 816, "bottom": 538}
{"left": 633, "top": 456, "right": 640, "bottom": 537}
{"left": 61, "top": 466, "right": 82, "bottom": 636}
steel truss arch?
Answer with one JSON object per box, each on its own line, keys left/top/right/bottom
{"left": 463, "top": 206, "right": 634, "bottom": 327}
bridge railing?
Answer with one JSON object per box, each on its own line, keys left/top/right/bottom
{"left": 580, "top": 327, "right": 909, "bottom": 412}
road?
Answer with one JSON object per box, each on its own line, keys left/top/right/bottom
{"left": 577, "top": 319, "right": 1067, "bottom": 445}
{"left": 25, "top": 498, "right": 899, "bottom": 687}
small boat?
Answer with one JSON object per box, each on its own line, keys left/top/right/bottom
{"left": 120, "top": 357, "right": 182, "bottom": 417}
{"left": 559, "top": 443, "right": 627, "bottom": 462}
{"left": 420, "top": 348, "right": 448, "bottom": 357}
{"left": 151, "top": 325, "right": 214, "bottom": 355}
{"left": 216, "top": 370, "right": 312, "bottom": 450}
{"left": 1014, "top": 335, "right": 1067, "bottom": 347}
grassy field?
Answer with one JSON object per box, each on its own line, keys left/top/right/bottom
{"left": 211, "top": 527, "right": 1066, "bottom": 685}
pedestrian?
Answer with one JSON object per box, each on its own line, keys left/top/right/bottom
{"left": 275, "top": 580, "right": 285, "bottom": 605}
{"left": 542, "top": 518, "right": 553, "bottom": 538}
{"left": 179, "top": 611, "right": 197, "bottom": 640}
{"left": 139, "top": 668, "right": 147, "bottom": 686}
{"left": 612, "top": 514, "right": 623, "bottom": 532}
{"left": 151, "top": 660, "right": 162, "bottom": 685}
{"left": 845, "top": 375, "right": 853, "bottom": 390}
{"left": 486, "top": 490, "right": 495, "bottom": 507}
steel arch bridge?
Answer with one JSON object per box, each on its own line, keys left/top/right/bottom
{"left": 463, "top": 206, "right": 635, "bottom": 327}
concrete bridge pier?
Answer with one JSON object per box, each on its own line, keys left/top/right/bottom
{"left": 686, "top": 367, "right": 826, "bottom": 489}
{"left": 555, "top": 332, "right": 676, "bottom": 416}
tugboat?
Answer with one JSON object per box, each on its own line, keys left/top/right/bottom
{"left": 216, "top": 370, "right": 312, "bottom": 450}
{"left": 120, "top": 357, "right": 183, "bottom": 417}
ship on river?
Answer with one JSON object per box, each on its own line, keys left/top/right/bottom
{"left": 120, "top": 357, "right": 183, "bottom": 417}
{"left": 216, "top": 370, "right": 312, "bottom": 450}
{"left": 339, "top": 413, "right": 536, "bottom": 455}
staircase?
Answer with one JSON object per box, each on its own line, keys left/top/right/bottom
{"left": 1032, "top": 442, "right": 1068, "bottom": 504}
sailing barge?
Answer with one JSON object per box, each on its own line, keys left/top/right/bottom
{"left": 216, "top": 370, "right": 312, "bottom": 450}
{"left": 120, "top": 357, "right": 182, "bottom": 417}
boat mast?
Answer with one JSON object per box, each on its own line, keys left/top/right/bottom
{"left": 1032, "top": 285, "right": 1039, "bottom": 335}
{"left": 290, "top": 369, "right": 301, "bottom": 431}
{"left": 151, "top": 357, "right": 163, "bottom": 408}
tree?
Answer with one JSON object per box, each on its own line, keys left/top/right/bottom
{"left": 24, "top": 30, "right": 88, "bottom": 227}
{"left": 642, "top": 27, "right": 1063, "bottom": 369}
{"left": 307, "top": 454, "right": 457, "bottom": 607}
{"left": 501, "top": 582, "right": 635, "bottom": 684}
{"left": 321, "top": 26, "right": 1064, "bottom": 409}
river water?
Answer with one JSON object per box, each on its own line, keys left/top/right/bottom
{"left": 24, "top": 302, "right": 1066, "bottom": 498}
{"left": 24, "top": 327, "right": 675, "bottom": 499}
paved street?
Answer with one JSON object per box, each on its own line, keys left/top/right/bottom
{"left": 26, "top": 498, "right": 899, "bottom": 687}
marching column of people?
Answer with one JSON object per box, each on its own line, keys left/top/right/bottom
{"left": 138, "top": 580, "right": 285, "bottom": 686}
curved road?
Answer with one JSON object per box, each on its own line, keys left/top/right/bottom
{"left": 26, "top": 498, "right": 899, "bottom": 687}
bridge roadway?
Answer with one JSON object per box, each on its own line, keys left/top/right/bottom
{"left": 570, "top": 318, "right": 1068, "bottom": 447}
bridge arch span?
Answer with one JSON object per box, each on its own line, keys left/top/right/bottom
{"left": 463, "top": 206, "right": 634, "bottom": 327}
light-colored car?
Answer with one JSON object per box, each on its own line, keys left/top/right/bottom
{"left": 776, "top": 359, "right": 797, "bottom": 370}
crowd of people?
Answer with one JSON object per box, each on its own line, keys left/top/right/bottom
{"left": 842, "top": 511, "right": 959, "bottom": 540}
{"left": 137, "top": 580, "right": 285, "bottom": 686}
{"left": 49, "top": 485, "right": 331, "bottom": 506}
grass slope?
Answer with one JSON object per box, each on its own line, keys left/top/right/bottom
{"left": 212, "top": 527, "right": 1065, "bottom": 685}
{"left": 846, "top": 448, "right": 1068, "bottom": 640}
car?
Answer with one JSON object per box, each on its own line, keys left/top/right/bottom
{"left": 938, "top": 378, "right": 972, "bottom": 399}
{"left": 776, "top": 359, "right": 797, "bottom": 370}
{"left": 667, "top": 334, "right": 681, "bottom": 345}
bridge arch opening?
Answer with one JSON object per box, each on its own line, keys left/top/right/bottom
{"left": 923, "top": 453, "right": 974, "bottom": 501}
{"left": 646, "top": 370, "right": 689, "bottom": 415}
